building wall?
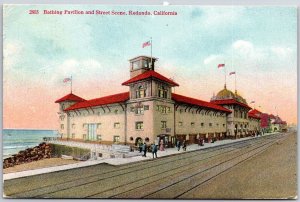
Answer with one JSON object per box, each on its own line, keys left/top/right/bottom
{"left": 60, "top": 104, "right": 126, "bottom": 144}
{"left": 175, "top": 106, "right": 227, "bottom": 138}
{"left": 126, "top": 100, "right": 154, "bottom": 145}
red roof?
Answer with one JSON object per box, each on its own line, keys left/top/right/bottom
{"left": 65, "top": 92, "right": 129, "bottom": 111}
{"left": 269, "top": 114, "right": 276, "bottom": 119}
{"left": 248, "top": 112, "right": 261, "bottom": 119}
{"left": 211, "top": 99, "right": 252, "bottom": 109}
{"left": 260, "top": 113, "right": 270, "bottom": 128}
{"left": 172, "top": 93, "right": 231, "bottom": 113}
{"left": 250, "top": 109, "right": 262, "bottom": 115}
{"left": 122, "top": 70, "right": 179, "bottom": 87}
{"left": 55, "top": 93, "right": 86, "bottom": 103}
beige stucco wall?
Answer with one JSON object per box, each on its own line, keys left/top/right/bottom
{"left": 175, "top": 106, "right": 227, "bottom": 137}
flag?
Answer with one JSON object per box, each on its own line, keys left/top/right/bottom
{"left": 142, "top": 41, "right": 151, "bottom": 48}
{"left": 63, "top": 78, "right": 71, "bottom": 83}
{"left": 250, "top": 101, "right": 255, "bottom": 104}
{"left": 229, "top": 71, "right": 236, "bottom": 75}
{"left": 218, "top": 64, "right": 225, "bottom": 68}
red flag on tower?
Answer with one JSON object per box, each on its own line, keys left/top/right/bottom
{"left": 218, "top": 64, "right": 225, "bottom": 68}
{"left": 142, "top": 41, "right": 151, "bottom": 48}
{"left": 63, "top": 78, "right": 71, "bottom": 83}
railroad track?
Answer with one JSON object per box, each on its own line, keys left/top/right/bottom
{"left": 4, "top": 133, "right": 287, "bottom": 199}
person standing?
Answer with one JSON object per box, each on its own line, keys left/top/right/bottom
{"left": 177, "top": 140, "right": 181, "bottom": 151}
{"left": 183, "top": 140, "right": 187, "bottom": 151}
{"left": 142, "top": 142, "right": 147, "bottom": 157}
{"left": 159, "top": 139, "right": 164, "bottom": 151}
{"left": 151, "top": 143, "right": 158, "bottom": 158}
{"left": 139, "top": 141, "right": 143, "bottom": 153}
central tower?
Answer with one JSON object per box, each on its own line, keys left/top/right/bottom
{"left": 129, "top": 56, "right": 157, "bottom": 78}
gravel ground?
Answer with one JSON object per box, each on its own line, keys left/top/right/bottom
{"left": 3, "top": 158, "right": 78, "bottom": 174}
{"left": 181, "top": 132, "right": 297, "bottom": 199}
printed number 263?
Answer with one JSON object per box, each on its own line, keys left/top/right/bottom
{"left": 29, "top": 10, "right": 39, "bottom": 14}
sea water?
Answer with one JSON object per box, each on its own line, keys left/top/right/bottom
{"left": 2, "top": 129, "right": 59, "bottom": 158}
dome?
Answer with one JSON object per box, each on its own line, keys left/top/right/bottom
{"left": 212, "top": 85, "right": 248, "bottom": 104}
{"left": 215, "top": 85, "right": 235, "bottom": 100}
{"left": 235, "top": 92, "right": 247, "bottom": 104}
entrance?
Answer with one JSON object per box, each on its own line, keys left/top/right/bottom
{"left": 135, "top": 137, "right": 142, "bottom": 146}
{"left": 157, "top": 134, "right": 170, "bottom": 147}
{"left": 175, "top": 134, "right": 186, "bottom": 143}
{"left": 188, "top": 134, "right": 197, "bottom": 144}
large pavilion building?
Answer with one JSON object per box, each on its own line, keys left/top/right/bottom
{"left": 55, "top": 55, "right": 264, "bottom": 146}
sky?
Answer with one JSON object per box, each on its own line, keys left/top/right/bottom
{"left": 3, "top": 5, "right": 297, "bottom": 129}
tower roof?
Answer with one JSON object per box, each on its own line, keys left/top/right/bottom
{"left": 55, "top": 93, "right": 86, "bottom": 103}
{"left": 122, "top": 70, "right": 179, "bottom": 86}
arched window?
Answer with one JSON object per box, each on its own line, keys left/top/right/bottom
{"left": 136, "top": 86, "right": 146, "bottom": 98}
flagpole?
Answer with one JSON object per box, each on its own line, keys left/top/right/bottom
{"left": 224, "top": 60, "right": 226, "bottom": 88}
{"left": 150, "top": 37, "right": 153, "bottom": 70}
{"left": 71, "top": 75, "right": 73, "bottom": 93}
{"left": 235, "top": 71, "right": 237, "bottom": 92}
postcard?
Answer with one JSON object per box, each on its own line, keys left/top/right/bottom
{"left": 3, "top": 4, "right": 297, "bottom": 199}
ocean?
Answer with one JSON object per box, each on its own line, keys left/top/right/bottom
{"left": 2, "top": 129, "right": 59, "bottom": 158}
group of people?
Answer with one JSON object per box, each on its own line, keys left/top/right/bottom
{"left": 138, "top": 138, "right": 192, "bottom": 158}
{"left": 176, "top": 140, "right": 187, "bottom": 151}
{"left": 138, "top": 142, "right": 159, "bottom": 158}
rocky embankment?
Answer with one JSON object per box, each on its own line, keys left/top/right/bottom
{"left": 3, "top": 142, "right": 51, "bottom": 169}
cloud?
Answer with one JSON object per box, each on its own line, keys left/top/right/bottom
{"left": 3, "top": 41, "right": 24, "bottom": 74}
{"left": 232, "top": 40, "right": 254, "bottom": 54}
{"left": 271, "top": 46, "right": 293, "bottom": 58}
{"left": 203, "top": 54, "right": 224, "bottom": 65}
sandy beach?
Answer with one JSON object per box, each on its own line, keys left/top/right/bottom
{"left": 3, "top": 158, "right": 78, "bottom": 174}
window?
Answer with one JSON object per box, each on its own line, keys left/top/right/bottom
{"left": 60, "top": 124, "right": 64, "bottom": 130}
{"left": 71, "top": 133, "right": 75, "bottom": 139}
{"left": 135, "top": 107, "right": 144, "bottom": 115}
{"left": 114, "top": 109, "right": 118, "bottom": 114}
{"left": 158, "top": 85, "right": 168, "bottom": 98}
{"left": 72, "top": 124, "right": 76, "bottom": 129}
{"left": 114, "top": 122, "right": 120, "bottom": 129}
{"left": 144, "top": 105, "right": 149, "bottom": 110}
{"left": 191, "top": 122, "right": 195, "bottom": 127}
{"left": 113, "top": 136, "right": 120, "bottom": 143}
{"left": 161, "top": 121, "right": 167, "bottom": 129}
{"left": 97, "top": 135, "right": 102, "bottom": 141}
{"left": 142, "top": 59, "right": 149, "bottom": 68}
{"left": 216, "top": 123, "right": 219, "bottom": 127}
{"left": 178, "top": 122, "right": 183, "bottom": 127}
{"left": 132, "top": 61, "right": 139, "bottom": 70}
{"left": 161, "top": 106, "right": 167, "bottom": 114}
{"left": 209, "top": 123, "right": 212, "bottom": 127}
{"left": 135, "top": 122, "right": 144, "bottom": 130}
{"left": 201, "top": 123, "right": 204, "bottom": 127}
{"left": 157, "top": 105, "right": 169, "bottom": 114}
{"left": 223, "top": 124, "right": 225, "bottom": 127}
{"left": 97, "top": 123, "right": 101, "bottom": 129}
{"left": 145, "top": 137, "right": 150, "bottom": 142}
{"left": 136, "top": 86, "right": 146, "bottom": 98}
